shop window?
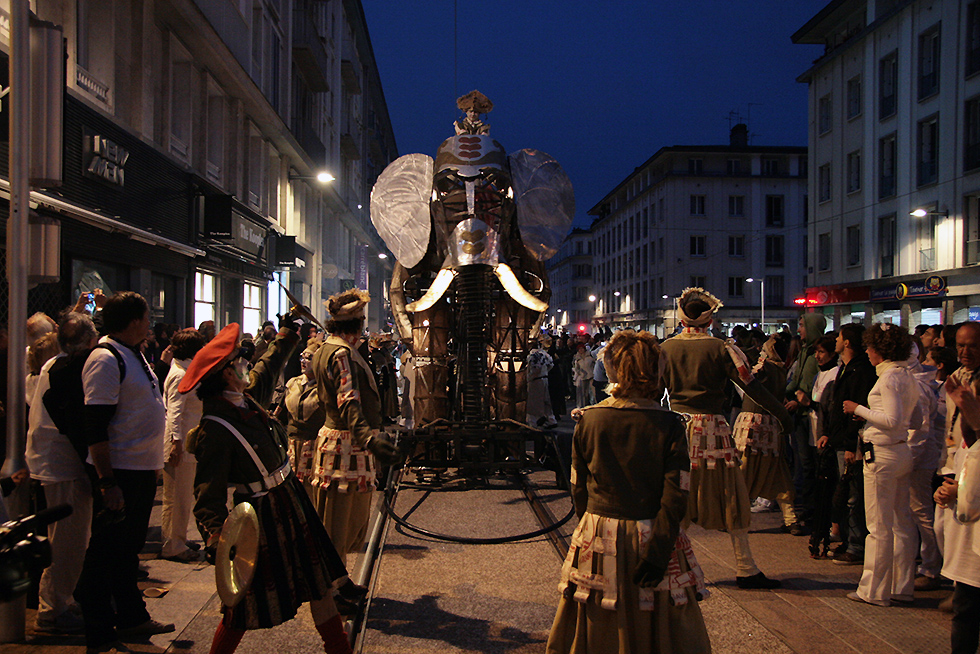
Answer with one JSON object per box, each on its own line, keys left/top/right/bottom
{"left": 243, "top": 282, "right": 264, "bottom": 333}
{"left": 194, "top": 271, "right": 216, "bottom": 328}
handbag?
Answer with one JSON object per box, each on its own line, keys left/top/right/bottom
{"left": 955, "top": 441, "right": 980, "bottom": 524}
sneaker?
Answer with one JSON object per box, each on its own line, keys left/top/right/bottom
{"left": 750, "top": 498, "right": 775, "bottom": 513}
{"left": 115, "top": 619, "right": 176, "bottom": 639}
{"left": 833, "top": 551, "right": 863, "bottom": 566}
{"left": 35, "top": 609, "right": 85, "bottom": 634}
{"left": 914, "top": 575, "right": 941, "bottom": 591}
{"left": 736, "top": 572, "right": 782, "bottom": 589}
{"left": 162, "top": 549, "right": 200, "bottom": 563}
{"left": 846, "top": 591, "right": 890, "bottom": 607}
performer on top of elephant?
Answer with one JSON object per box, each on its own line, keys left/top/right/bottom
{"left": 180, "top": 316, "right": 358, "bottom": 654}
{"left": 293, "top": 289, "right": 403, "bottom": 562}
{"left": 659, "top": 287, "right": 793, "bottom": 590}
{"left": 453, "top": 89, "right": 493, "bottom": 135}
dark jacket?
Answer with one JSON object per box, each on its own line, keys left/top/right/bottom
{"left": 825, "top": 352, "right": 878, "bottom": 453}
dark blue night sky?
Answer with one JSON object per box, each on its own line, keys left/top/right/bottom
{"left": 360, "top": 1, "right": 828, "bottom": 229}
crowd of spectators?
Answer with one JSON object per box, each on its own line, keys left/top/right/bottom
{"left": 4, "top": 288, "right": 980, "bottom": 653}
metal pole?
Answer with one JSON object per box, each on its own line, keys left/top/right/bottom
{"left": 0, "top": 0, "right": 32, "bottom": 643}
{"left": 760, "top": 278, "right": 765, "bottom": 333}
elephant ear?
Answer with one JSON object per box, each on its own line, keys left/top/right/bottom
{"left": 508, "top": 149, "right": 575, "bottom": 261}
{"left": 370, "top": 153, "right": 434, "bottom": 269}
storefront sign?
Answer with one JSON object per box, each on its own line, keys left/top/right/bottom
{"left": 83, "top": 128, "right": 129, "bottom": 187}
{"left": 970, "top": 307, "right": 980, "bottom": 322}
{"left": 804, "top": 285, "right": 870, "bottom": 306}
{"left": 201, "top": 195, "right": 268, "bottom": 260}
{"left": 872, "top": 276, "right": 946, "bottom": 301}
{"left": 356, "top": 246, "right": 368, "bottom": 290}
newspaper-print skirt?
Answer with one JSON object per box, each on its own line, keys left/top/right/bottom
{"left": 684, "top": 413, "right": 752, "bottom": 531}
{"left": 732, "top": 411, "right": 794, "bottom": 502}
{"left": 546, "top": 512, "right": 711, "bottom": 654}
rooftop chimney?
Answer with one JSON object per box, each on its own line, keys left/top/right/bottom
{"left": 730, "top": 123, "right": 748, "bottom": 148}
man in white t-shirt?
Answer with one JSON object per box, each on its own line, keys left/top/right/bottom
{"left": 936, "top": 322, "right": 980, "bottom": 654}
{"left": 27, "top": 313, "right": 98, "bottom": 634}
{"left": 74, "top": 292, "right": 172, "bottom": 653}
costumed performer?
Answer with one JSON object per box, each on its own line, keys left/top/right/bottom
{"left": 180, "top": 317, "right": 356, "bottom": 654}
{"left": 733, "top": 334, "right": 801, "bottom": 536}
{"left": 294, "top": 289, "right": 402, "bottom": 562}
{"left": 659, "top": 288, "right": 792, "bottom": 589}
{"left": 547, "top": 329, "right": 710, "bottom": 654}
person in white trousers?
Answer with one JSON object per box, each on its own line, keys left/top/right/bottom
{"left": 161, "top": 328, "right": 206, "bottom": 561}
{"left": 843, "top": 323, "right": 920, "bottom": 607}
{"left": 26, "top": 313, "right": 99, "bottom": 633}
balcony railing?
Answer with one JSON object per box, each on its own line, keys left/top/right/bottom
{"left": 76, "top": 65, "right": 110, "bottom": 106}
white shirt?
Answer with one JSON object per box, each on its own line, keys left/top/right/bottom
{"left": 83, "top": 336, "right": 166, "bottom": 470}
{"left": 26, "top": 354, "right": 88, "bottom": 483}
{"left": 163, "top": 358, "right": 203, "bottom": 445}
{"left": 854, "top": 361, "right": 920, "bottom": 446}
{"left": 941, "top": 439, "right": 980, "bottom": 586}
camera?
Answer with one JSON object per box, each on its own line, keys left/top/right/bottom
{"left": 0, "top": 504, "right": 71, "bottom": 602}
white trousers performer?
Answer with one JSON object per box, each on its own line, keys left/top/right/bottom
{"left": 37, "top": 478, "right": 92, "bottom": 621}
{"left": 161, "top": 441, "right": 198, "bottom": 558}
{"left": 856, "top": 442, "right": 917, "bottom": 604}
{"left": 908, "top": 467, "right": 942, "bottom": 579}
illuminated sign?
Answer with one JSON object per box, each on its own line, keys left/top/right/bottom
{"left": 82, "top": 128, "right": 129, "bottom": 187}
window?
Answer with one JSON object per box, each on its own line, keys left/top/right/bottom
{"left": 818, "top": 232, "right": 831, "bottom": 272}
{"left": 846, "top": 150, "right": 861, "bottom": 193}
{"left": 658, "top": 236, "right": 664, "bottom": 262}
{"left": 846, "top": 224, "right": 862, "bottom": 266}
{"left": 879, "top": 134, "right": 896, "bottom": 198}
{"left": 879, "top": 214, "right": 896, "bottom": 277}
{"left": 194, "top": 271, "right": 216, "bottom": 327}
{"left": 690, "top": 235, "right": 706, "bottom": 257}
{"left": 766, "top": 195, "right": 784, "bottom": 226}
{"left": 847, "top": 75, "right": 862, "bottom": 119}
{"left": 880, "top": 51, "right": 898, "bottom": 119}
{"left": 690, "top": 195, "right": 705, "bottom": 215}
{"left": 969, "top": 2, "right": 980, "bottom": 77}
{"left": 818, "top": 93, "right": 833, "bottom": 134}
{"left": 169, "top": 39, "right": 193, "bottom": 161}
{"left": 642, "top": 207, "right": 648, "bottom": 237}
{"left": 967, "top": 195, "right": 980, "bottom": 265}
{"left": 765, "top": 276, "right": 784, "bottom": 306}
{"left": 690, "top": 276, "right": 706, "bottom": 288}
{"left": 918, "top": 211, "right": 938, "bottom": 271}
{"left": 798, "top": 156, "right": 808, "bottom": 178}
{"left": 918, "top": 116, "right": 939, "bottom": 186}
{"left": 728, "top": 195, "right": 744, "bottom": 217}
{"left": 206, "top": 78, "right": 225, "bottom": 186}
{"left": 728, "top": 277, "right": 744, "bottom": 298}
{"left": 727, "top": 159, "right": 742, "bottom": 175}
{"left": 729, "top": 235, "right": 745, "bottom": 257}
{"left": 967, "top": 96, "right": 980, "bottom": 171}
{"left": 765, "top": 235, "right": 784, "bottom": 267}
{"left": 818, "top": 163, "right": 831, "bottom": 203}
{"left": 688, "top": 158, "right": 703, "bottom": 174}
{"left": 919, "top": 27, "right": 940, "bottom": 99}
{"left": 762, "top": 158, "right": 779, "bottom": 175}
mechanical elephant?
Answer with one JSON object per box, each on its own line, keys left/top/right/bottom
{"left": 370, "top": 132, "right": 574, "bottom": 427}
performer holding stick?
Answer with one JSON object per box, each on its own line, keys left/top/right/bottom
{"left": 180, "top": 314, "right": 356, "bottom": 654}
{"left": 660, "top": 288, "right": 793, "bottom": 589}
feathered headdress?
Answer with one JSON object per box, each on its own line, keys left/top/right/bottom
{"left": 676, "top": 287, "right": 723, "bottom": 327}
{"left": 325, "top": 288, "right": 370, "bottom": 321}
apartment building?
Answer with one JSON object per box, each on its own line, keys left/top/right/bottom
{"left": 587, "top": 126, "right": 808, "bottom": 338}
{"left": 794, "top": 0, "right": 980, "bottom": 329}
{"left": 545, "top": 227, "right": 595, "bottom": 334}
{"left": 7, "top": 0, "right": 395, "bottom": 332}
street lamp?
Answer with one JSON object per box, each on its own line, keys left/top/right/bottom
{"left": 746, "top": 277, "right": 765, "bottom": 331}
{"left": 588, "top": 294, "right": 596, "bottom": 302}
{"left": 288, "top": 170, "right": 336, "bottom": 183}
{"left": 910, "top": 207, "right": 948, "bottom": 218}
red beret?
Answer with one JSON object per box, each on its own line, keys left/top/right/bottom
{"left": 178, "top": 323, "right": 242, "bottom": 394}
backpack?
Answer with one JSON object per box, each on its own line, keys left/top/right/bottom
{"left": 42, "top": 343, "right": 126, "bottom": 462}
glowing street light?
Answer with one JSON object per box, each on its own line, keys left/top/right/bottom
{"left": 746, "top": 277, "right": 765, "bottom": 329}
{"left": 588, "top": 294, "right": 596, "bottom": 302}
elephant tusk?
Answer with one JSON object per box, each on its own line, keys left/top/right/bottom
{"left": 405, "top": 268, "right": 456, "bottom": 312}
{"left": 494, "top": 263, "right": 548, "bottom": 312}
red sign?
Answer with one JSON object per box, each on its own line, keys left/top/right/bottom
{"left": 804, "top": 285, "right": 871, "bottom": 306}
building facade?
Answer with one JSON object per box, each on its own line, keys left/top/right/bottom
{"left": 8, "top": 0, "right": 395, "bottom": 334}
{"left": 587, "top": 126, "right": 808, "bottom": 338}
{"left": 545, "top": 227, "right": 594, "bottom": 335}
{"left": 794, "top": 0, "right": 980, "bottom": 330}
